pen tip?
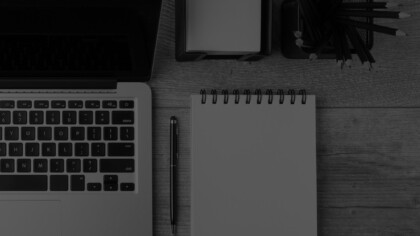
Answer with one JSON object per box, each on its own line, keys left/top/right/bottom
{"left": 386, "top": 2, "right": 401, "bottom": 8}
{"left": 171, "top": 224, "right": 177, "bottom": 234}
{"left": 396, "top": 30, "right": 407, "bottom": 36}
{"left": 309, "top": 53, "right": 318, "bottom": 60}
{"left": 399, "top": 12, "right": 411, "bottom": 19}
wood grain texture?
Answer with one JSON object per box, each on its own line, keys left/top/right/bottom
{"left": 151, "top": 0, "right": 420, "bottom": 235}
{"left": 150, "top": 0, "right": 420, "bottom": 108}
{"left": 153, "top": 108, "right": 420, "bottom": 236}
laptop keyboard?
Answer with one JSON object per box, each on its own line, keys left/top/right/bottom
{"left": 0, "top": 35, "right": 132, "bottom": 72}
{"left": 0, "top": 99, "right": 136, "bottom": 192}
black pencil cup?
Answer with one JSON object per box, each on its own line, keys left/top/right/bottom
{"left": 281, "top": 0, "right": 374, "bottom": 59}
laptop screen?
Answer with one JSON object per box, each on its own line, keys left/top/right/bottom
{"left": 0, "top": 0, "right": 162, "bottom": 82}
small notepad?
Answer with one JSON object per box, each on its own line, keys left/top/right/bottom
{"left": 186, "top": 0, "right": 261, "bottom": 54}
{"left": 191, "top": 89, "right": 317, "bottom": 236}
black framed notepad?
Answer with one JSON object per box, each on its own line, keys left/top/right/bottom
{"left": 191, "top": 89, "right": 317, "bottom": 236}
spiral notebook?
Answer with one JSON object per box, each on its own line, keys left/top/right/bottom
{"left": 191, "top": 89, "right": 317, "bottom": 236}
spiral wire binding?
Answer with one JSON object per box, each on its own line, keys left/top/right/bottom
{"left": 277, "top": 89, "right": 285, "bottom": 104}
{"left": 199, "top": 89, "right": 307, "bottom": 105}
{"left": 244, "top": 90, "right": 251, "bottom": 104}
{"left": 299, "top": 90, "right": 307, "bottom": 105}
{"left": 255, "top": 89, "right": 262, "bottom": 104}
{"left": 266, "top": 89, "right": 274, "bottom": 104}
{"left": 210, "top": 89, "right": 218, "bottom": 104}
{"left": 233, "top": 89, "right": 240, "bottom": 104}
{"left": 200, "top": 89, "right": 206, "bottom": 104}
{"left": 288, "top": 89, "right": 296, "bottom": 105}
{"left": 222, "top": 89, "right": 229, "bottom": 104}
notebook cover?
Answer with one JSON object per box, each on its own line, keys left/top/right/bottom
{"left": 191, "top": 91, "right": 317, "bottom": 236}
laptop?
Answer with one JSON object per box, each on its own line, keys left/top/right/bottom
{"left": 0, "top": 1, "right": 161, "bottom": 235}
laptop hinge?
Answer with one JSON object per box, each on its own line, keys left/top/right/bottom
{"left": 0, "top": 79, "right": 117, "bottom": 90}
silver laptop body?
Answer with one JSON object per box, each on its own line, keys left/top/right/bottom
{"left": 0, "top": 1, "right": 161, "bottom": 235}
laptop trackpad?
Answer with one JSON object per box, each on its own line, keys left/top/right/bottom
{"left": 0, "top": 201, "right": 61, "bottom": 236}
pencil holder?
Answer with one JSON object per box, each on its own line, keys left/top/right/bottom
{"left": 281, "top": 0, "right": 408, "bottom": 68}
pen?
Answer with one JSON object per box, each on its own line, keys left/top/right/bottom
{"left": 170, "top": 116, "right": 179, "bottom": 234}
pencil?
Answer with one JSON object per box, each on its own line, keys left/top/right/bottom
{"left": 340, "top": 2, "right": 401, "bottom": 9}
{"left": 298, "top": 0, "right": 322, "bottom": 40}
{"left": 339, "top": 28, "right": 352, "bottom": 68}
{"left": 307, "top": 29, "right": 334, "bottom": 60}
{"left": 332, "top": 31, "right": 344, "bottom": 66}
{"left": 345, "top": 26, "right": 369, "bottom": 65}
{"left": 349, "top": 26, "right": 376, "bottom": 64}
{"left": 337, "top": 10, "right": 410, "bottom": 19}
{"left": 337, "top": 18, "right": 407, "bottom": 36}
{"left": 297, "top": 0, "right": 316, "bottom": 40}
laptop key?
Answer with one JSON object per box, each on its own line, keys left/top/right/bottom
{"left": 120, "top": 127, "right": 134, "bottom": 140}
{"left": 104, "top": 127, "right": 118, "bottom": 140}
{"left": 0, "top": 100, "right": 15, "bottom": 108}
{"left": 68, "top": 101, "right": 83, "bottom": 109}
{"left": 13, "top": 111, "right": 27, "bottom": 124}
{"left": 26, "top": 143, "right": 40, "bottom": 156}
{"left": 0, "top": 143, "right": 6, "bottom": 156}
{"left": 50, "top": 159, "right": 64, "bottom": 173}
{"left": 108, "top": 143, "right": 134, "bottom": 156}
{"left": 71, "top": 175, "right": 85, "bottom": 191}
{"left": 104, "top": 175, "right": 118, "bottom": 191}
{"left": 100, "top": 159, "right": 134, "bottom": 173}
{"left": 87, "top": 183, "right": 102, "bottom": 191}
{"left": 51, "top": 101, "right": 66, "bottom": 108}
{"left": 29, "top": 111, "right": 44, "bottom": 124}
{"left": 103, "top": 100, "right": 117, "bottom": 108}
{"left": 63, "top": 111, "right": 77, "bottom": 124}
{"left": 91, "top": 143, "right": 105, "bottom": 156}
{"left": 46, "top": 111, "right": 60, "bottom": 124}
{"left": 42, "top": 143, "right": 56, "bottom": 156}
{"left": 17, "top": 159, "right": 31, "bottom": 172}
{"left": 119, "top": 100, "right": 134, "bottom": 108}
{"left": 34, "top": 100, "right": 49, "bottom": 109}
{"left": 71, "top": 127, "right": 85, "bottom": 140}
{"left": 9, "top": 143, "right": 23, "bottom": 156}
{"left": 38, "top": 127, "right": 52, "bottom": 140}
{"left": 0, "top": 111, "right": 10, "bottom": 124}
{"left": 120, "top": 183, "right": 135, "bottom": 191}
{"left": 86, "top": 100, "right": 100, "bottom": 108}
{"left": 22, "top": 127, "right": 36, "bottom": 140}
{"left": 0, "top": 175, "right": 47, "bottom": 191}
{"left": 87, "top": 127, "right": 101, "bottom": 140}
{"left": 54, "top": 127, "right": 68, "bottom": 140}
{"left": 95, "top": 111, "right": 109, "bottom": 124}
{"left": 75, "top": 143, "right": 89, "bottom": 156}
{"left": 50, "top": 175, "right": 68, "bottom": 191}
{"left": 79, "top": 111, "right": 93, "bottom": 124}
{"left": 58, "top": 143, "right": 72, "bottom": 156}
{"left": 104, "top": 183, "right": 118, "bottom": 191}
{"left": 83, "top": 159, "right": 98, "bottom": 173}
{"left": 5, "top": 127, "right": 19, "bottom": 140}
{"left": 0, "top": 159, "right": 14, "bottom": 172}
{"left": 67, "top": 159, "right": 81, "bottom": 173}
{"left": 33, "top": 159, "right": 48, "bottom": 173}
{"left": 17, "top": 100, "right": 32, "bottom": 108}
{"left": 112, "top": 111, "right": 134, "bottom": 124}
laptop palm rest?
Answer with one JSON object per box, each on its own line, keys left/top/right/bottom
{"left": 0, "top": 201, "right": 61, "bottom": 236}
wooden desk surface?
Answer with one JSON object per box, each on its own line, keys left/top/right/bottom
{"left": 151, "top": 1, "right": 420, "bottom": 235}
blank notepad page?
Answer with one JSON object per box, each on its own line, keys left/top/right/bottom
{"left": 186, "top": 0, "right": 261, "bottom": 54}
{"left": 191, "top": 91, "right": 317, "bottom": 236}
